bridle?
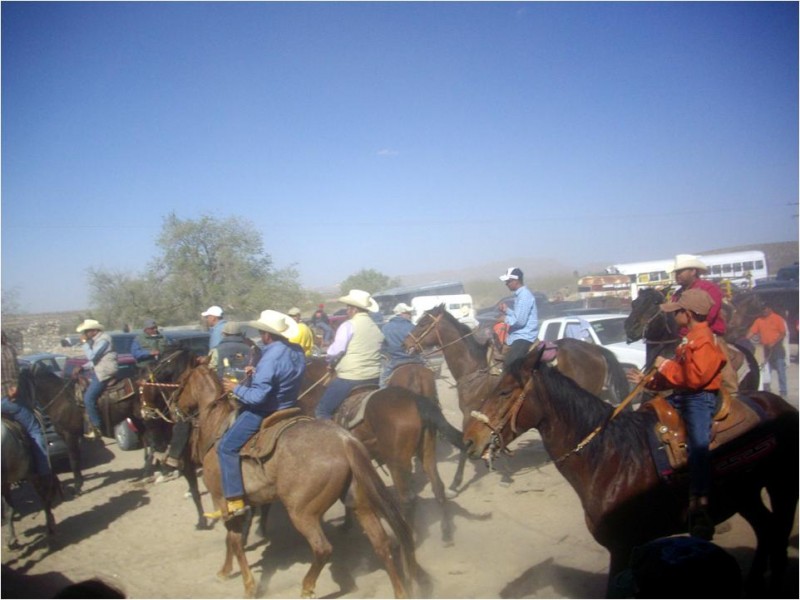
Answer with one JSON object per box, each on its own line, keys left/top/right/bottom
{"left": 137, "top": 350, "right": 192, "bottom": 423}
{"left": 405, "top": 311, "right": 478, "bottom": 358}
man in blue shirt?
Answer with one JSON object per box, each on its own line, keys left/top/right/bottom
{"left": 206, "top": 309, "right": 306, "bottom": 519}
{"left": 498, "top": 267, "right": 539, "bottom": 370}
{"left": 201, "top": 305, "right": 227, "bottom": 350}
{"left": 380, "top": 302, "right": 425, "bottom": 387}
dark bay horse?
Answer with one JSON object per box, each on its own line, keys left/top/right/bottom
{"left": 1, "top": 419, "right": 61, "bottom": 548}
{"left": 725, "top": 290, "right": 768, "bottom": 343}
{"left": 463, "top": 348, "right": 799, "bottom": 596}
{"left": 175, "top": 365, "right": 420, "bottom": 599}
{"left": 297, "top": 357, "right": 464, "bottom": 543}
{"left": 403, "top": 305, "right": 631, "bottom": 432}
{"left": 625, "top": 287, "right": 760, "bottom": 391}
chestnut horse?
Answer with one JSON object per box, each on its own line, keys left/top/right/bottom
{"left": 1, "top": 419, "right": 61, "bottom": 548}
{"left": 175, "top": 365, "right": 419, "bottom": 599}
{"left": 463, "top": 348, "right": 798, "bottom": 596}
{"left": 403, "top": 305, "right": 631, "bottom": 432}
{"left": 296, "top": 357, "right": 464, "bottom": 543}
{"left": 625, "top": 287, "right": 760, "bottom": 391}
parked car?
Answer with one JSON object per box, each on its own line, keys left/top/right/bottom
{"left": 63, "top": 329, "right": 210, "bottom": 378}
{"left": 537, "top": 314, "right": 647, "bottom": 371}
{"left": 17, "top": 352, "right": 68, "bottom": 378}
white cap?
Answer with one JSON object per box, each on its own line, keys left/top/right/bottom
{"left": 201, "top": 305, "right": 223, "bottom": 317}
{"left": 499, "top": 267, "right": 523, "bottom": 282}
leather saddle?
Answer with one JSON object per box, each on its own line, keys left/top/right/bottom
{"left": 75, "top": 375, "right": 136, "bottom": 406}
{"left": 640, "top": 390, "right": 763, "bottom": 471}
{"left": 240, "top": 407, "right": 313, "bottom": 461}
{"left": 334, "top": 385, "right": 381, "bottom": 430}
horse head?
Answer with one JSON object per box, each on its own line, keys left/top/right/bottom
{"left": 625, "top": 288, "right": 666, "bottom": 343}
{"left": 403, "top": 304, "right": 447, "bottom": 354}
{"left": 725, "top": 291, "right": 765, "bottom": 342}
{"left": 463, "top": 346, "right": 545, "bottom": 465}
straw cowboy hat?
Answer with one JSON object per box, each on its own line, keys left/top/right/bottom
{"left": 338, "top": 289, "right": 379, "bottom": 313}
{"left": 672, "top": 254, "right": 708, "bottom": 273}
{"left": 393, "top": 302, "right": 414, "bottom": 315}
{"left": 76, "top": 319, "right": 104, "bottom": 333}
{"left": 249, "top": 310, "right": 299, "bottom": 339}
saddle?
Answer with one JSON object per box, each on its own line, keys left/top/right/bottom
{"left": 74, "top": 375, "right": 136, "bottom": 406}
{"left": 641, "top": 390, "right": 763, "bottom": 471}
{"left": 487, "top": 339, "right": 560, "bottom": 376}
{"left": 1, "top": 417, "right": 31, "bottom": 450}
{"left": 240, "top": 407, "right": 313, "bottom": 461}
{"left": 334, "top": 385, "right": 380, "bottom": 430}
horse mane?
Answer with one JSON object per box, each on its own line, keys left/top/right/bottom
{"left": 537, "top": 364, "right": 654, "bottom": 470}
{"left": 435, "top": 307, "right": 489, "bottom": 364}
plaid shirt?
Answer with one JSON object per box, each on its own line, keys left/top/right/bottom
{"left": 1, "top": 340, "right": 19, "bottom": 399}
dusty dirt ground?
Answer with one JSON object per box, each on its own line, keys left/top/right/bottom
{"left": 2, "top": 354, "right": 799, "bottom": 599}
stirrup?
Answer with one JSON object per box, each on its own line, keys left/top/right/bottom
{"left": 204, "top": 499, "right": 248, "bottom": 520}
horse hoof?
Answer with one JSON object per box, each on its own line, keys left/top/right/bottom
{"left": 216, "top": 571, "right": 232, "bottom": 582}
{"left": 301, "top": 590, "right": 316, "bottom": 599}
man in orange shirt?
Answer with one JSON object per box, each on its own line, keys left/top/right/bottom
{"left": 645, "top": 289, "right": 727, "bottom": 541}
{"left": 748, "top": 304, "right": 788, "bottom": 397}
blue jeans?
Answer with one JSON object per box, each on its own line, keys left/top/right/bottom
{"left": 668, "top": 391, "right": 717, "bottom": 497}
{"left": 83, "top": 372, "right": 109, "bottom": 429}
{"left": 765, "top": 344, "right": 788, "bottom": 397}
{"left": 2, "top": 396, "right": 51, "bottom": 475}
{"left": 316, "top": 377, "right": 378, "bottom": 419}
{"left": 218, "top": 410, "right": 264, "bottom": 499}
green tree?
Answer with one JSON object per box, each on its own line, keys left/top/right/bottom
{"left": 339, "top": 269, "right": 400, "bottom": 296}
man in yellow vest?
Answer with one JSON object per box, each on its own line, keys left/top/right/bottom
{"left": 315, "top": 289, "right": 384, "bottom": 419}
{"left": 287, "top": 307, "right": 315, "bottom": 356}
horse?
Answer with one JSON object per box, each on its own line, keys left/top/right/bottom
{"left": 295, "top": 356, "right": 464, "bottom": 543}
{"left": 463, "top": 347, "right": 799, "bottom": 596}
{"left": 1, "top": 418, "right": 61, "bottom": 549}
{"left": 403, "top": 305, "right": 631, "bottom": 432}
{"left": 174, "top": 364, "right": 421, "bottom": 599}
{"left": 137, "top": 349, "right": 211, "bottom": 530}
{"left": 725, "top": 290, "right": 767, "bottom": 343}
{"left": 625, "top": 287, "right": 760, "bottom": 391}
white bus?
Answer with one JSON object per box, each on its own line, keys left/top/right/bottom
{"left": 607, "top": 250, "right": 768, "bottom": 293}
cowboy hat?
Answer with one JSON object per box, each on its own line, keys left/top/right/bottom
{"left": 76, "top": 319, "right": 104, "bottom": 333}
{"left": 393, "top": 302, "right": 414, "bottom": 315}
{"left": 222, "top": 321, "right": 244, "bottom": 335}
{"left": 672, "top": 254, "right": 708, "bottom": 273}
{"left": 660, "top": 289, "right": 714, "bottom": 316}
{"left": 338, "top": 289, "right": 379, "bottom": 313}
{"left": 249, "top": 310, "right": 299, "bottom": 339}
{"left": 287, "top": 307, "right": 302, "bottom": 317}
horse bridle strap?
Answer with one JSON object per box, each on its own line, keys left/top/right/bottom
{"left": 407, "top": 313, "right": 478, "bottom": 359}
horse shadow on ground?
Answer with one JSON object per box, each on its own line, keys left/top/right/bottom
{"left": 498, "top": 557, "right": 607, "bottom": 598}
{"left": 1, "top": 564, "right": 74, "bottom": 599}
{"left": 725, "top": 533, "right": 799, "bottom": 599}
{"left": 3, "top": 486, "right": 149, "bottom": 572}
{"left": 245, "top": 501, "right": 434, "bottom": 599}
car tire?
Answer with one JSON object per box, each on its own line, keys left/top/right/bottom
{"left": 114, "top": 419, "right": 142, "bottom": 451}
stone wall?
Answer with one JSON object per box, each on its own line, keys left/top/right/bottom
{"left": 2, "top": 311, "right": 85, "bottom": 356}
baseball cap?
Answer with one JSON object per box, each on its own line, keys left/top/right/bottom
{"left": 201, "top": 305, "right": 223, "bottom": 318}
{"left": 287, "top": 307, "right": 302, "bottom": 317}
{"left": 499, "top": 267, "right": 523, "bottom": 282}
{"left": 660, "top": 289, "right": 714, "bottom": 316}
{"left": 142, "top": 319, "right": 157, "bottom": 329}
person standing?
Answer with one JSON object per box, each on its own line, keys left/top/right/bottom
{"left": 287, "top": 307, "right": 315, "bottom": 356}
{"left": 498, "top": 268, "right": 539, "bottom": 370}
{"left": 670, "top": 255, "right": 738, "bottom": 396}
{"left": 201, "top": 305, "right": 227, "bottom": 351}
{"left": 748, "top": 303, "right": 788, "bottom": 397}
{"left": 639, "top": 289, "right": 726, "bottom": 540}
{"left": 380, "top": 302, "right": 424, "bottom": 388}
{"left": 76, "top": 319, "right": 118, "bottom": 439}
{"left": 205, "top": 310, "right": 306, "bottom": 519}
{"left": 316, "top": 290, "right": 384, "bottom": 419}
{"left": 1, "top": 331, "right": 51, "bottom": 476}
{"left": 130, "top": 319, "right": 165, "bottom": 365}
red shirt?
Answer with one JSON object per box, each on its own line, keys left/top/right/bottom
{"left": 647, "top": 322, "right": 726, "bottom": 392}
{"left": 671, "top": 279, "right": 726, "bottom": 336}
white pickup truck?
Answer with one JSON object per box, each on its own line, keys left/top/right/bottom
{"left": 537, "top": 313, "right": 646, "bottom": 370}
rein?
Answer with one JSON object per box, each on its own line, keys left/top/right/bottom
{"left": 298, "top": 369, "right": 333, "bottom": 400}
{"left": 407, "top": 312, "right": 478, "bottom": 359}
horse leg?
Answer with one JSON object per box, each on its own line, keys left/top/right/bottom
{"left": 66, "top": 434, "right": 83, "bottom": 495}
{"left": 737, "top": 490, "right": 775, "bottom": 594}
{"left": 225, "top": 516, "right": 256, "bottom": 598}
{"left": 387, "top": 462, "right": 416, "bottom": 529}
{"left": 287, "top": 513, "right": 334, "bottom": 599}
{"left": 32, "top": 474, "right": 58, "bottom": 537}
{"left": 764, "top": 478, "right": 798, "bottom": 595}
{"left": 181, "top": 463, "right": 210, "bottom": 530}
{"left": 450, "top": 448, "right": 467, "bottom": 491}
{"left": 419, "top": 429, "right": 453, "bottom": 545}
{"left": 2, "top": 488, "right": 18, "bottom": 550}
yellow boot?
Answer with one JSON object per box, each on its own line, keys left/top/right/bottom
{"left": 204, "top": 498, "right": 247, "bottom": 520}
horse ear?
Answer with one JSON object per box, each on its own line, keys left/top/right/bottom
{"left": 522, "top": 343, "right": 546, "bottom": 372}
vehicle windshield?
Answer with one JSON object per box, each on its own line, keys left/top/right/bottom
{"left": 591, "top": 318, "right": 627, "bottom": 345}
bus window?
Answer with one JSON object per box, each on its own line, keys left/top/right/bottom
{"left": 711, "top": 265, "right": 722, "bottom": 275}
{"left": 733, "top": 262, "right": 742, "bottom": 274}
{"left": 722, "top": 264, "right": 732, "bottom": 274}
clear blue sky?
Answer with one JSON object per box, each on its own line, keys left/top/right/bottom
{"left": 2, "top": 1, "right": 798, "bottom": 313}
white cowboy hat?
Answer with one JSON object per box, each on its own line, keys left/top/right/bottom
{"left": 287, "top": 307, "right": 302, "bottom": 317}
{"left": 249, "top": 310, "right": 299, "bottom": 339}
{"left": 672, "top": 254, "right": 708, "bottom": 273}
{"left": 201, "top": 305, "right": 223, "bottom": 317}
{"left": 76, "top": 319, "right": 104, "bottom": 333}
{"left": 393, "top": 302, "right": 414, "bottom": 315}
{"left": 338, "top": 289, "right": 379, "bottom": 313}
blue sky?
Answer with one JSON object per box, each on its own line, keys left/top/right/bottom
{"left": 2, "top": 1, "right": 798, "bottom": 313}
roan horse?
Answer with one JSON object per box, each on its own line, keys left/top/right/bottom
{"left": 175, "top": 364, "right": 420, "bottom": 599}
{"left": 296, "top": 356, "right": 464, "bottom": 543}
{"left": 1, "top": 418, "right": 61, "bottom": 549}
{"left": 625, "top": 287, "right": 760, "bottom": 391}
{"left": 403, "top": 305, "right": 631, "bottom": 433}
{"left": 463, "top": 348, "right": 799, "bottom": 596}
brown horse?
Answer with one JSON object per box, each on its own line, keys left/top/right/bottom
{"left": 463, "top": 348, "right": 799, "bottom": 596}
{"left": 296, "top": 357, "right": 464, "bottom": 543}
{"left": 1, "top": 418, "right": 61, "bottom": 549}
{"left": 725, "top": 290, "right": 768, "bottom": 343}
{"left": 175, "top": 365, "right": 420, "bottom": 599}
{"left": 403, "top": 305, "right": 631, "bottom": 432}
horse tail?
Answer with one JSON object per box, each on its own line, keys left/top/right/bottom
{"left": 413, "top": 393, "right": 466, "bottom": 451}
{"left": 732, "top": 341, "right": 760, "bottom": 392}
{"left": 595, "top": 345, "right": 631, "bottom": 406}
{"left": 342, "top": 434, "right": 418, "bottom": 591}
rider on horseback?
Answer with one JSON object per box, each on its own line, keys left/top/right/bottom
{"left": 207, "top": 310, "right": 306, "bottom": 519}
{"left": 130, "top": 319, "right": 165, "bottom": 365}
{"left": 1, "top": 331, "right": 51, "bottom": 477}
{"left": 76, "top": 319, "right": 119, "bottom": 439}
{"left": 379, "top": 302, "right": 425, "bottom": 388}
